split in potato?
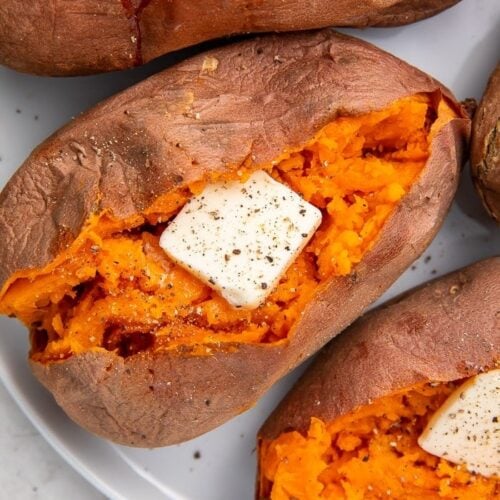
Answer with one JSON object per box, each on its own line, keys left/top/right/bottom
{"left": 1, "top": 95, "right": 455, "bottom": 362}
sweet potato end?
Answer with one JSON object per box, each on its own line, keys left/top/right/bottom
{"left": 471, "top": 65, "right": 500, "bottom": 221}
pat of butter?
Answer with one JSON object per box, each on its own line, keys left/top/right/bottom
{"left": 159, "top": 171, "right": 322, "bottom": 309}
{"left": 418, "top": 369, "right": 500, "bottom": 478}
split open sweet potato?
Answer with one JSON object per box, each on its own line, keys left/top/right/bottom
{"left": 258, "top": 257, "right": 500, "bottom": 499}
{"left": 0, "top": 31, "right": 469, "bottom": 446}
{"left": 471, "top": 65, "right": 500, "bottom": 222}
{"left": 0, "top": 0, "right": 461, "bottom": 76}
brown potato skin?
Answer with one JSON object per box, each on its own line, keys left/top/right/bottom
{"left": 259, "top": 257, "right": 500, "bottom": 445}
{"left": 471, "top": 65, "right": 500, "bottom": 222}
{"left": 0, "top": 31, "right": 469, "bottom": 446}
{"left": 0, "top": 0, "right": 461, "bottom": 76}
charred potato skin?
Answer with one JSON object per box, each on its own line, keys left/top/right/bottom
{"left": 0, "top": 31, "right": 469, "bottom": 446}
{"left": 258, "top": 257, "right": 500, "bottom": 445}
{"left": 471, "top": 65, "right": 500, "bottom": 221}
{"left": 0, "top": 0, "right": 461, "bottom": 76}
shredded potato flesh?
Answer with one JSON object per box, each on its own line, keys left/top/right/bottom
{"left": 0, "top": 96, "right": 454, "bottom": 361}
{"left": 259, "top": 381, "right": 500, "bottom": 499}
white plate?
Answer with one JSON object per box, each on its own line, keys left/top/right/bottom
{"left": 0, "top": 1, "right": 499, "bottom": 498}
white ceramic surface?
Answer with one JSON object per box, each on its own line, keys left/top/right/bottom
{"left": 0, "top": 0, "right": 499, "bottom": 499}
{"left": 0, "top": 382, "right": 105, "bottom": 499}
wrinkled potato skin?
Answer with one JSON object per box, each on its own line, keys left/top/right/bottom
{"left": 0, "top": 0, "right": 461, "bottom": 75}
{"left": 259, "top": 257, "right": 500, "bottom": 446}
{"left": 471, "top": 65, "right": 500, "bottom": 221}
{"left": 0, "top": 32, "right": 469, "bottom": 446}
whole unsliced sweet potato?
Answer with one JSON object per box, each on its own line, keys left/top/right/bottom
{"left": 258, "top": 257, "right": 500, "bottom": 499}
{"left": 0, "top": 0, "right": 461, "bottom": 76}
{"left": 471, "top": 65, "right": 500, "bottom": 222}
{"left": 0, "top": 31, "right": 469, "bottom": 446}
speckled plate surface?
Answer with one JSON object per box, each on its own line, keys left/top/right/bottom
{"left": 0, "top": 1, "right": 499, "bottom": 499}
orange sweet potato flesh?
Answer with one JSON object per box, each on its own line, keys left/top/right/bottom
{"left": 2, "top": 95, "right": 437, "bottom": 361}
{"left": 0, "top": 32, "right": 469, "bottom": 446}
{"left": 260, "top": 382, "right": 499, "bottom": 499}
{"left": 0, "top": 1, "right": 461, "bottom": 76}
{"left": 258, "top": 258, "right": 500, "bottom": 499}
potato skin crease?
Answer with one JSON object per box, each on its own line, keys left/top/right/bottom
{"left": 0, "top": 31, "right": 470, "bottom": 446}
{"left": 258, "top": 257, "right": 500, "bottom": 446}
{"left": 0, "top": 0, "right": 461, "bottom": 76}
{"left": 471, "top": 65, "right": 500, "bottom": 222}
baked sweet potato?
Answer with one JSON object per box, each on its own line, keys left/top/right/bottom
{"left": 0, "top": 31, "right": 469, "bottom": 446}
{"left": 0, "top": 0, "right": 461, "bottom": 76}
{"left": 471, "top": 65, "right": 500, "bottom": 222}
{"left": 258, "top": 257, "right": 500, "bottom": 499}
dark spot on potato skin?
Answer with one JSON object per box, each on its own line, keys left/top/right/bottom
{"left": 348, "top": 272, "right": 359, "bottom": 284}
{"left": 397, "top": 312, "right": 426, "bottom": 336}
{"left": 96, "top": 125, "right": 187, "bottom": 212}
{"left": 352, "top": 340, "right": 369, "bottom": 362}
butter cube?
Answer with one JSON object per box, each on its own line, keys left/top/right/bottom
{"left": 418, "top": 369, "right": 500, "bottom": 477}
{"left": 159, "top": 170, "right": 322, "bottom": 309}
